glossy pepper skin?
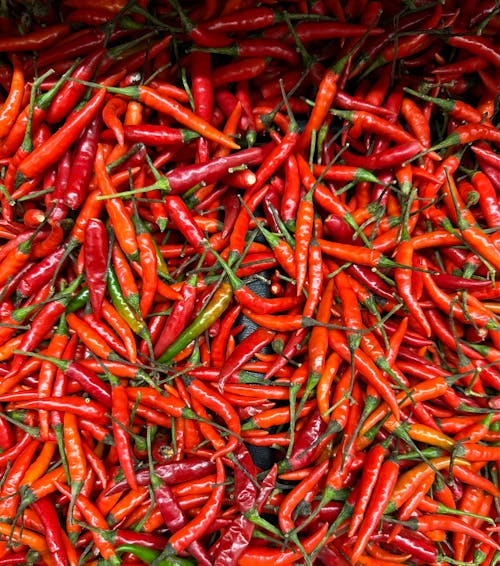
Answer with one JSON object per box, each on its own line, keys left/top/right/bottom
{"left": 1, "top": 3, "right": 500, "bottom": 565}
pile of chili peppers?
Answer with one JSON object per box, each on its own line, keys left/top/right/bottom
{"left": 0, "top": 0, "right": 500, "bottom": 564}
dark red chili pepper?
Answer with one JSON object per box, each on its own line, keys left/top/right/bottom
{"left": 23, "top": 351, "right": 112, "bottom": 408}
{"left": 199, "top": 7, "right": 276, "bottom": 33}
{"left": 281, "top": 408, "right": 329, "bottom": 472}
{"left": 0, "top": 23, "right": 71, "bottom": 52}
{"left": 348, "top": 443, "right": 386, "bottom": 538}
{"left": 104, "top": 34, "right": 173, "bottom": 82}
{"left": 164, "top": 194, "right": 216, "bottom": 265}
{"left": 342, "top": 140, "right": 422, "bottom": 169}
{"left": 153, "top": 480, "right": 212, "bottom": 565}
{"left": 447, "top": 33, "right": 500, "bottom": 67}
{"left": 161, "top": 146, "right": 265, "bottom": 194}
{"left": 106, "top": 457, "right": 216, "bottom": 496}
{"left": 23, "top": 27, "right": 128, "bottom": 77}
{"left": 64, "top": 111, "right": 102, "bottom": 209}
{"left": 214, "top": 464, "right": 276, "bottom": 566}
{"left": 207, "top": 38, "right": 299, "bottom": 65}
{"left": 166, "top": 457, "right": 225, "bottom": 555}
{"left": 16, "top": 245, "right": 66, "bottom": 299}
{"left": 153, "top": 275, "right": 197, "bottom": 358}
{"left": 211, "top": 57, "right": 268, "bottom": 88}
{"left": 83, "top": 218, "right": 108, "bottom": 319}
{"left": 111, "top": 383, "right": 138, "bottom": 490}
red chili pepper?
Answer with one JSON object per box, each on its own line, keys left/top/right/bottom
{"left": 103, "top": 83, "right": 239, "bottom": 150}
{"left": 7, "top": 278, "right": 80, "bottom": 376}
{"left": 218, "top": 328, "right": 275, "bottom": 391}
{"left": 102, "top": 95, "right": 127, "bottom": 145}
{"left": 394, "top": 240, "right": 431, "bottom": 337}
{"left": 153, "top": 481, "right": 212, "bottom": 565}
{"left": 447, "top": 33, "right": 500, "bottom": 67}
{"left": 348, "top": 443, "right": 387, "bottom": 538}
{"left": 30, "top": 495, "right": 69, "bottom": 566}
{"left": 54, "top": 480, "right": 120, "bottom": 561}
{"left": 83, "top": 218, "right": 108, "bottom": 318}
{"left": 132, "top": 213, "right": 159, "bottom": 318}
{"left": 252, "top": 123, "right": 298, "bottom": 194}
{"left": 278, "top": 460, "right": 329, "bottom": 534}
{"left": 350, "top": 453, "right": 399, "bottom": 563}
{"left": 0, "top": 23, "right": 71, "bottom": 52}
{"left": 17, "top": 88, "right": 106, "bottom": 180}
{"left": 200, "top": 7, "right": 276, "bottom": 33}
{"left": 64, "top": 112, "right": 102, "bottom": 210}
{"left": 46, "top": 49, "right": 105, "bottom": 125}
{"left": 167, "top": 457, "right": 225, "bottom": 554}
{"left": 238, "top": 522, "right": 329, "bottom": 566}
{"left": 111, "top": 384, "right": 138, "bottom": 490}
{"left": 94, "top": 143, "right": 139, "bottom": 260}
{"left": 0, "top": 55, "right": 25, "bottom": 139}
{"left": 299, "top": 59, "right": 346, "bottom": 152}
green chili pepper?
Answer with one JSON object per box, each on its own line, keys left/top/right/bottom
{"left": 116, "top": 544, "right": 195, "bottom": 565}
{"left": 158, "top": 281, "right": 233, "bottom": 363}
{"left": 107, "top": 265, "right": 149, "bottom": 340}
{"left": 65, "top": 287, "right": 90, "bottom": 313}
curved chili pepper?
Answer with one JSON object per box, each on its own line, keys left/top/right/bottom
{"left": 0, "top": 23, "right": 71, "bottom": 52}
{"left": 152, "top": 479, "right": 211, "bottom": 565}
{"left": 279, "top": 459, "right": 329, "bottom": 533}
{"left": 107, "top": 264, "right": 149, "bottom": 342}
{"left": 405, "top": 514, "right": 499, "bottom": 551}
{"left": 64, "top": 112, "right": 102, "bottom": 210}
{"left": 158, "top": 282, "right": 233, "bottom": 363}
{"left": 102, "top": 95, "right": 127, "bottom": 146}
{"left": 7, "top": 277, "right": 81, "bottom": 376}
{"left": 218, "top": 327, "right": 275, "bottom": 391}
{"left": 164, "top": 146, "right": 265, "bottom": 194}
{"left": 447, "top": 33, "right": 500, "bottom": 67}
{"left": 0, "top": 55, "right": 25, "bottom": 139}
{"left": 165, "top": 457, "right": 225, "bottom": 554}
{"left": 328, "top": 328, "right": 400, "bottom": 420}
{"left": 237, "top": 522, "right": 329, "bottom": 566}
{"left": 101, "top": 83, "right": 239, "bottom": 149}
{"left": 54, "top": 480, "right": 120, "bottom": 561}
{"left": 46, "top": 48, "right": 105, "bottom": 125}
{"left": 17, "top": 88, "right": 106, "bottom": 180}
